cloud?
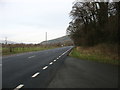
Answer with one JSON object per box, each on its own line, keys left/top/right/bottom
{"left": 0, "top": 0, "right": 74, "bottom": 3}
{"left": 0, "top": 0, "right": 74, "bottom": 43}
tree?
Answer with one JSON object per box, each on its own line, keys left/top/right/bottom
{"left": 67, "top": 1, "right": 118, "bottom": 46}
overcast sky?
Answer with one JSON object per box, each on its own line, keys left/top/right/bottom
{"left": 0, "top": 0, "right": 74, "bottom": 44}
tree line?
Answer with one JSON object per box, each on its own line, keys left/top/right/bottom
{"left": 67, "top": 1, "right": 120, "bottom": 46}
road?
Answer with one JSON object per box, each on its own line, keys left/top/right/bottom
{"left": 48, "top": 57, "right": 118, "bottom": 88}
{"left": 2, "top": 46, "right": 73, "bottom": 89}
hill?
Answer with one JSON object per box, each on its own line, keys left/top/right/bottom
{"left": 40, "top": 35, "right": 73, "bottom": 46}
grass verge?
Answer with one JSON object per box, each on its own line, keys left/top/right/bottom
{"left": 2, "top": 46, "right": 58, "bottom": 56}
{"left": 70, "top": 44, "right": 119, "bottom": 65}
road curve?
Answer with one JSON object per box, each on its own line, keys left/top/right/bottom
{"left": 2, "top": 46, "right": 73, "bottom": 89}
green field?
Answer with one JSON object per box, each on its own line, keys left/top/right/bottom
{"left": 70, "top": 46, "right": 119, "bottom": 65}
{"left": 2, "top": 46, "right": 57, "bottom": 56}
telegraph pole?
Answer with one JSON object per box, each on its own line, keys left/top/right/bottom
{"left": 46, "top": 32, "right": 47, "bottom": 42}
{"left": 45, "top": 32, "right": 47, "bottom": 46}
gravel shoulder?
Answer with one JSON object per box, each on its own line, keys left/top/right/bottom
{"left": 48, "top": 56, "right": 118, "bottom": 88}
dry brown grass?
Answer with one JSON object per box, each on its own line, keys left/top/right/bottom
{"left": 76, "top": 43, "right": 119, "bottom": 61}
{"left": 70, "top": 43, "right": 119, "bottom": 65}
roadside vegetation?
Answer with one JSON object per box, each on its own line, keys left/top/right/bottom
{"left": 70, "top": 44, "right": 119, "bottom": 65}
{"left": 67, "top": 1, "right": 120, "bottom": 65}
{"left": 2, "top": 44, "right": 59, "bottom": 56}
{"left": 1, "top": 36, "right": 73, "bottom": 56}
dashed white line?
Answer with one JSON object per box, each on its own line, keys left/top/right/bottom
{"left": 53, "top": 48, "right": 72, "bottom": 61}
{"left": 59, "top": 56, "right": 61, "bottom": 58}
{"left": 49, "top": 62, "right": 53, "bottom": 65}
{"left": 63, "top": 52, "right": 66, "bottom": 54}
{"left": 13, "top": 48, "right": 72, "bottom": 90}
{"left": 60, "top": 55, "right": 62, "bottom": 57}
{"left": 14, "top": 84, "right": 24, "bottom": 90}
{"left": 28, "top": 55, "right": 35, "bottom": 58}
{"left": 32, "top": 72, "right": 40, "bottom": 78}
{"left": 43, "top": 66, "right": 48, "bottom": 70}
{"left": 62, "top": 53, "right": 64, "bottom": 55}
{"left": 54, "top": 60, "right": 56, "bottom": 62}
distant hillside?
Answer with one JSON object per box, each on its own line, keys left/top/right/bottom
{"left": 0, "top": 40, "right": 17, "bottom": 44}
{"left": 40, "top": 35, "right": 73, "bottom": 46}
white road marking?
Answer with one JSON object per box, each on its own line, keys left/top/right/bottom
{"left": 32, "top": 72, "right": 40, "bottom": 78}
{"left": 61, "top": 48, "right": 72, "bottom": 56}
{"left": 63, "top": 52, "right": 66, "bottom": 54}
{"left": 54, "top": 60, "right": 56, "bottom": 62}
{"left": 28, "top": 55, "right": 35, "bottom": 58}
{"left": 62, "top": 53, "right": 64, "bottom": 55}
{"left": 60, "top": 55, "right": 62, "bottom": 57}
{"left": 14, "top": 84, "right": 24, "bottom": 90}
{"left": 42, "top": 48, "right": 72, "bottom": 71}
{"left": 43, "top": 66, "right": 48, "bottom": 70}
{"left": 49, "top": 62, "right": 53, "bottom": 65}
{"left": 58, "top": 48, "right": 71, "bottom": 58}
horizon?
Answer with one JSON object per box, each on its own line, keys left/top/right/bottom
{"left": 0, "top": 35, "right": 68, "bottom": 44}
{"left": 0, "top": 0, "right": 74, "bottom": 44}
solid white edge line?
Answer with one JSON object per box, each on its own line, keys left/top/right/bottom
{"left": 14, "top": 84, "right": 24, "bottom": 90}
{"left": 43, "top": 66, "right": 48, "bottom": 70}
{"left": 32, "top": 72, "right": 40, "bottom": 78}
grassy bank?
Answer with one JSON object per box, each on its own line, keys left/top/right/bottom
{"left": 2, "top": 46, "right": 57, "bottom": 56}
{"left": 70, "top": 44, "right": 119, "bottom": 65}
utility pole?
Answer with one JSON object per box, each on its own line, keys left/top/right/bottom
{"left": 5, "top": 37, "right": 7, "bottom": 45}
{"left": 46, "top": 32, "right": 47, "bottom": 42}
{"left": 45, "top": 32, "right": 47, "bottom": 46}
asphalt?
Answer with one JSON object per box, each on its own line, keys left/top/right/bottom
{"left": 2, "top": 46, "right": 73, "bottom": 89}
{"left": 48, "top": 57, "right": 118, "bottom": 88}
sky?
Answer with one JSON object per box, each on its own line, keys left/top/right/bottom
{"left": 0, "top": 0, "right": 74, "bottom": 44}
